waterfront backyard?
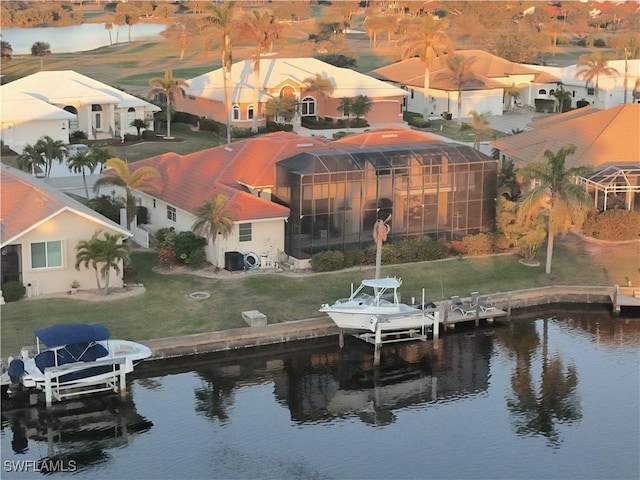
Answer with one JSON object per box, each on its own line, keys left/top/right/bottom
{"left": 2, "top": 233, "right": 637, "bottom": 356}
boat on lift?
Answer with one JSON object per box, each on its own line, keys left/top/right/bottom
{"left": 320, "top": 277, "right": 435, "bottom": 333}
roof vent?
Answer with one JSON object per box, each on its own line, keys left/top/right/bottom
{"left": 224, "top": 146, "right": 233, "bottom": 152}
{"left": 297, "top": 143, "right": 314, "bottom": 147}
{"left": 381, "top": 134, "right": 398, "bottom": 138}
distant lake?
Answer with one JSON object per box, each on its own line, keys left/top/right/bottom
{"left": 2, "top": 23, "right": 167, "bottom": 55}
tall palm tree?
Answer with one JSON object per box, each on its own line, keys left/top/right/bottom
{"left": 35, "top": 135, "right": 67, "bottom": 178}
{"left": 517, "top": 144, "right": 592, "bottom": 275}
{"left": 397, "top": 15, "right": 451, "bottom": 118}
{"left": 148, "top": 70, "right": 189, "bottom": 139}
{"left": 16, "top": 144, "right": 45, "bottom": 176}
{"left": 436, "top": 54, "right": 481, "bottom": 125}
{"left": 93, "top": 157, "right": 159, "bottom": 229}
{"left": 192, "top": 195, "right": 235, "bottom": 268}
{"left": 204, "top": 1, "right": 238, "bottom": 144}
{"left": 67, "top": 148, "right": 98, "bottom": 198}
{"left": 105, "top": 22, "right": 113, "bottom": 45}
{"left": 302, "top": 73, "right": 335, "bottom": 121}
{"left": 503, "top": 83, "right": 522, "bottom": 112}
{"left": 576, "top": 50, "right": 619, "bottom": 100}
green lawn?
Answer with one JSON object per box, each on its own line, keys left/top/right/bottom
{"left": 1, "top": 237, "right": 624, "bottom": 356}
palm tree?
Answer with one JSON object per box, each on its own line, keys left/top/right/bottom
{"left": 264, "top": 95, "right": 298, "bottom": 123}
{"left": 96, "top": 232, "right": 129, "bottom": 295}
{"left": 89, "top": 146, "right": 115, "bottom": 174}
{"left": 576, "top": 51, "right": 619, "bottom": 100}
{"left": 75, "top": 231, "right": 104, "bottom": 290}
{"left": 302, "top": 73, "right": 335, "bottom": 121}
{"left": 93, "top": 158, "right": 159, "bottom": 229}
{"left": 242, "top": 10, "right": 282, "bottom": 133}
{"left": 397, "top": 15, "right": 451, "bottom": 118}
{"left": 192, "top": 195, "right": 235, "bottom": 268}
{"left": 337, "top": 97, "right": 353, "bottom": 130}
{"left": 351, "top": 95, "right": 373, "bottom": 121}
{"left": 204, "top": 1, "right": 238, "bottom": 144}
{"left": 517, "top": 144, "right": 592, "bottom": 275}
{"left": 147, "top": 70, "right": 189, "bottom": 139}
{"left": 463, "top": 110, "right": 492, "bottom": 150}
{"left": 105, "top": 22, "right": 113, "bottom": 45}
{"left": 436, "top": 54, "right": 481, "bottom": 125}
{"left": 35, "top": 135, "right": 67, "bottom": 178}
{"left": 16, "top": 144, "right": 45, "bottom": 176}
{"left": 503, "top": 83, "right": 522, "bottom": 112}
{"left": 130, "top": 118, "right": 149, "bottom": 138}
{"left": 31, "top": 41, "right": 51, "bottom": 70}
{"left": 552, "top": 87, "right": 572, "bottom": 113}
{"left": 67, "top": 148, "right": 98, "bottom": 198}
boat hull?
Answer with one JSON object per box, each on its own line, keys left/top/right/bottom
{"left": 321, "top": 308, "right": 434, "bottom": 332}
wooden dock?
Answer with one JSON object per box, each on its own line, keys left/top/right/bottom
{"left": 612, "top": 284, "right": 640, "bottom": 314}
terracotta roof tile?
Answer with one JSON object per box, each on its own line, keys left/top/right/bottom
{"left": 334, "top": 127, "right": 440, "bottom": 148}
{"left": 490, "top": 104, "right": 640, "bottom": 168}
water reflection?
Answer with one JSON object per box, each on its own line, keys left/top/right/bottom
{"left": 1, "top": 393, "right": 153, "bottom": 471}
{"left": 498, "top": 318, "right": 582, "bottom": 447}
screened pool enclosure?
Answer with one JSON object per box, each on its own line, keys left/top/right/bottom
{"left": 274, "top": 143, "right": 498, "bottom": 259}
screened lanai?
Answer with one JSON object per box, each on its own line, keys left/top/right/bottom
{"left": 274, "top": 143, "right": 498, "bottom": 259}
{"left": 578, "top": 164, "right": 640, "bottom": 212}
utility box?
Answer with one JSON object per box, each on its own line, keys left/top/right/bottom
{"left": 225, "top": 251, "right": 245, "bottom": 271}
{"left": 242, "top": 310, "right": 267, "bottom": 327}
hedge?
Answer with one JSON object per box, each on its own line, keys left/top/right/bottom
{"left": 581, "top": 209, "right": 640, "bottom": 241}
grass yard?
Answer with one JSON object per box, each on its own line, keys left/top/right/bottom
{"left": 2, "top": 234, "right": 631, "bottom": 356}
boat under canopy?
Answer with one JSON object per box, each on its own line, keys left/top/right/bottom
{"left": 34, "top": 324, "right": 110, "bottom": 348}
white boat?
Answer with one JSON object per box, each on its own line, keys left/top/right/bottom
{"left": 319, "top": 277, "right": 435, "bottom": 332}
{"left": 3, "top": 323, "right": 152, "bottom": 403}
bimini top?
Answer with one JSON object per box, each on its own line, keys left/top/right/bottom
{"left": 362, "top": 278, "right": 402, "bottom": 289}
{"left": 34, "top": 324, "right": 110, "bottom": 348}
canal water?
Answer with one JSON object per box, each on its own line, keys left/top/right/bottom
{"left": 1, "top": 306, "right": 639, "bottom": 479}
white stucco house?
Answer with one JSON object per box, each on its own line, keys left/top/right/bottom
{"left": 0, "top": 70, "right": 161, "bottom": 154}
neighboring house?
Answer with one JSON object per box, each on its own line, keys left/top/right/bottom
{"left": 1, "top": 165, "right": 132, "bottom": 296}
{"left": 490, "top": 104, "right": 640, "bottom": 211}
{"left": 174, "top": 57, "right": 408, "bottom": 129}
{"left": 0, "top": 70, "right": 161, "bottom": 153}
{"left": 529, "top": 59, "right": 640, "bottom": 110}
{"left": 369, "top": 50, "right": 562, "bottom": 120}
{"left": 122, "top": 128, "right": 497, "bottom": 266}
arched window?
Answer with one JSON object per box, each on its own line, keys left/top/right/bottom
{"left": 91, "top": 104, "right": 103, "bottom": 112}
{"left": 247, "top": 105, "right": 254, "bottom": 120}
{"left": 64, "top": 106, "right": 79, "bottom": 131}
{"left": 280, "top": 86, "right": 295, "bottom": 97}
{"left": 538, "top": 89, "right": 547, "bottom": 95}
{"left": 549, "top": 89, "right": 555, "bottom": 95}
{"left": 300, "top": 96, "right": 316, "bottom": 117}
{"left": 233, "top": 104, "right": 240, "bottom": 120}
{"left": 127, "top": 107, "right": 136, "bottom": 125}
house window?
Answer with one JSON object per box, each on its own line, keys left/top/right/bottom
{"left": 410, "top": 89, "right": 414, "bottom": 99}
{"left": 128, "top": 108, "right": 136, "bottom": 125}
{"left": 31, "top": 241, "right": 62, "bottom": 269}
{"left": 239, "top": 223, "right": 252, "bottom": 242}
{"left": 153, "top": 199, "right": 156, "bottom": 208}
{"left": 233, "top": 105, "right": 240, "bottom": 120}
{"left": 280, "top": 86, "right": 295, "bottom": 97}
{"left": 300, "top": 97, "right": 316, "bottom": 116}
{"left": 248, "top": 105, "right": 254, "bottom": 119}
{"left": 538, "top": 89, "right": 547, "bottom": 95}
{"left": 549, "top": 89, "right": 555, "bottom": 95}
{"left": 587, "top": 87, "right": 595, "bottom": 95}
{"left": 572, "top": 91, "right": 576, "bottom": 98}
{"left": 167, "top": 205, "right": 176, "bottom": 222}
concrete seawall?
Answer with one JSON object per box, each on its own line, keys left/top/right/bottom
{"left": 142, "top": 285, "right": 618, "bottom": 360}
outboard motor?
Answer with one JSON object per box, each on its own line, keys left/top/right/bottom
{"left": 7, "top": 359, "right": 25, "bottom": 397}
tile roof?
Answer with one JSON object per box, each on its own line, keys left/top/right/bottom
{"left": 130, "top": 132, "right": 333, "bottom": 221}
{"left": 334, "top": 127, "right": 441, "bottom": 148}
{"left": 1, "top": 165, "right": 129, "bottom": 246}
{"left": 1, "top": 70, "right": 160, "bottom": 111}
{"left": 186, "top": 57, "right": 408, "bottom": 102}
{"left": 370, "top": 50, "right": 544, "bottom": 90}
{"left": 490, "top": 104, "right": 640, "bottom": 168}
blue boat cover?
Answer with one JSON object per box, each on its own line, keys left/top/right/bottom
{"left": 34, "top": 324, "right": 110, "bottom": 348}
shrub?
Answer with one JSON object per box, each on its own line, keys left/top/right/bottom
{"left": 185, "top": 249, "right": 207, "bottom": 269}
{"left": 407, "top": 116, "right": 431, "bottom": 128}
{"left": 155, "top": 227, "right": 177, "bottom": 249}
{"left": 301, "top": 117, "right": 336, "bottom": 129}
{"left": 264, "top": 122, "right": 294, "bottom": 132}
{"left": 3, "top": 282, "right": 25, "bottom": 302}
{"left": 460, "top": 233, "right": 494, "bottom": 256}
{"left": 141, "top": 129, "right": 156, "bottom": 140}
{"left": 343, "top": 250, "right": 365, "bottom": 268}
{"left": 581, "top": 209, "right": 640, "bottom": 241}
{"left": 311, "top": 250, "right": 345, "bottom": 272}
{"left": 158, "top": 246, "right": 176, "bottom": 267}
{"left": 314, "top": 54, "right": 357, "bottom": 68}
{"left": 349, "top": 118, "right": 369, "bottom": 128}
{"left": 70, "top": 130, "right": 88, "bottom": 141}
{"left": 231, "top": 127, "right": 256, "bottom": 139}
{"left": 87, "top": 193, "right": 125, "bottom": 223}
{"left": 199, "top": 117, "right": 227, "bottom": 137}
{"left": 172, "top": 111, "right": 200, "bottom": 126}
{"left": 174, "top": 231, "right": 207, "bottom": 263}
{"left": 123, "top": 133, "right": 138, "bottom": 142}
